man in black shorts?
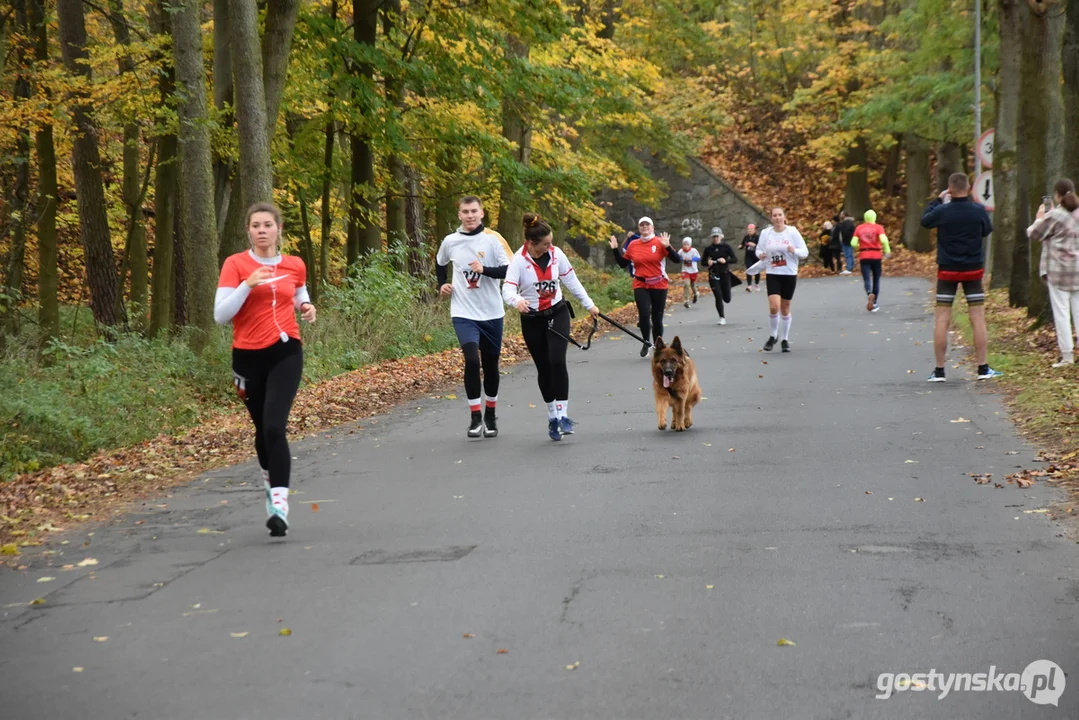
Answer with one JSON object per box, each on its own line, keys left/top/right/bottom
{"left": 920, "top": 173, "right": 1001, "bottom": 382}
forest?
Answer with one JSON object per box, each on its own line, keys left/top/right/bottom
{"left": 0, "top": 0, "right": 1077, "bottom": 478}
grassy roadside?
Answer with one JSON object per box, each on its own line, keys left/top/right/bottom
{"left": 951, "top": 289, "right": 1079, "bottom": 515}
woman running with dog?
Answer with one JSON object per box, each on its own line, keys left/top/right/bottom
{"left": 609, "top": 217, "right": 682, "bottom": 357}
{"left": 504, "top": 213, "right": 600, "bottom": 441}
{"left": 756, "top": 207, "right": 809, "bottom": 352}
{"left": 215, "top": 202, "right": 316, "bottom": 537}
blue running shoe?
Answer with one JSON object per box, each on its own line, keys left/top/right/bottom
{"left": 558, "top": 417, "right": 575, "bottom": 435}
{"left": 548, "top": 419, "right": 563, "bottom": 441}
{"left": 977, "top": 367, "right": 1004, "bottom": 381}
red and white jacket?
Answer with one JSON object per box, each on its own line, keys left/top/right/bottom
{"left": 502, "top": 245, "right": 594, "bottom": 313}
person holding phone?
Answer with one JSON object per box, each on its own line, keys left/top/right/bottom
{"left": 1029, "top": 179, "right": 1079, "bottom": 367}
{"left": 215, "top": 203, "right": 316, "bottom": 537}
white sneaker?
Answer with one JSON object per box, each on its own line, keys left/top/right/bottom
{"left": 1051, "top": 356, "right": 1074, "bottom": 368}
{"left": 840, "top": 270, "right": 852, "bottom": 276}
{"left": 717, "top": 318, "right": 726, "bottom": 325}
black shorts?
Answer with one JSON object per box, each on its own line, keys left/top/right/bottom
{"left": 765, "top": 274, "right": 797, "bottom": 300}
{"left": 936, "top": 269, "right": 985, "bottom": 307}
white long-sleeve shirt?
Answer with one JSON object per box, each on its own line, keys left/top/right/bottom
{"left": 503, "top": 245, "right": 594, "bottom": 312}
{"left": 756, "top": 226, "right": 809, "bottom": 276}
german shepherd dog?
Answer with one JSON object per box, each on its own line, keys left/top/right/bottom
{"left": 652, "top": 336, "right": 701, "bottom": 432}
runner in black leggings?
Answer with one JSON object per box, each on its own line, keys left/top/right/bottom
{"left": 504, "top": 214, "right": 599, "bottom": 440}
{"left": 215, "top": 202, "right": 316, "bottom": 537}
{"left": 609, "top": 217, "right": 681, "bottom": 356}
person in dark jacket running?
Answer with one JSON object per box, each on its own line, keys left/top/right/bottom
{"left": 920, "top": 173, "right": 1002, "bottom": 382}
{"left": 834, "top": 211, "right": 856, "bottom": 274}
{"left": 740, "top": 224, "right": 762, "bottom": 292}
{"left": 702, "top": 227, "right": 739, "bottom": 325}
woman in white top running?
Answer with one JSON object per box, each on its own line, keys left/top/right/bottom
{"left": 504, "top": 213, "right": 599, "bottom": 441}
{"left": 678, "top": 237, "right": 701, "bottom": 307}
{"left": 755, "top": 207, "right": 808, "bottom": 352}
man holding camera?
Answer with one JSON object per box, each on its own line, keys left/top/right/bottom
{"left": 920, "top": 173, "right": 1002, "bottom": 382}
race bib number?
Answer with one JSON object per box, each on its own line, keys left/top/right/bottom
{"left": 534, "top": 279, "right": 558, "bottom": 299}
{"left": 770, "top": 253, "right": 787, "bottom": 268}
{"left": 463, "top": 269, "right": 482, "bottom": 288}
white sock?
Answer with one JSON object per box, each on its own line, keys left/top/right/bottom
{"left": 769, "top": 313, "right": 780, "bottom": 338}
{"left": 270, "top": 487, "right": 289, "bottom": 515}
{"left": 780, "top": 314, "right": 792, "bottom": 341}
{"left": 556, "top": 400, "right": 568, "bottom": 419}
{"left": 546, "top": 401, "right": 558, "bottom": 420}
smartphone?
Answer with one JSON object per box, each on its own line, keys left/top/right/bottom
{"left": 1043, "top": 195, "right": 1053, "bottom": 211}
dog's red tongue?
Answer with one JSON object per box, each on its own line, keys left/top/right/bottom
{"left": 662, "top": 376, "right": 671, "bottom": 388}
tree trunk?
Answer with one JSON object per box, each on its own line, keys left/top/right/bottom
{"left": 1064, "top": 0, "right": 1079, "bottom": 180}
{"left": 435, "top": 147, "right": 461, "bottom": 240}
{"left": 1045, "top": 2, "right": 1067, "bottom": 184}
{"left": 1021, "top": 1, "right": 1051, "bottom": 320}
{"left": 348, "top": 0, "right": 382, "bottom": 263}
{"left": 174, "top": 0, "right": 218, "bottom": 347}
{"left": 106, "top": 0, "right": 147, "bottom": 322}
{"left": 404, "top": 163, "right": 428, "bottom": 281}
{"left": 903, "top": 133, "right": 933, "bottom": 252}
{"left": 495, "top": 35, "right": 532, "bottom": 249}
{"left": 149, "top": 0, "right": 176, "bottom": 337}
{"left": 935, "top": 142, "right": 962, "bottom": 192}
{"left": 882, "top": 134, "right": 901, "bottom": 195}
{"left": 230, "top": 0, "right": 273, "bottom": 213}
{"left": 262, "top": 0, "right": 300, "bottom": 139}
{"left": 30, "top": 0, "right": 58, "bottom": 341}
{"left": 843, "top": 136, "right": 871, "bottom": 217}
{"left": 3, "top": 0, "right": 31, "bottom": 325}
{"left": 57, "top": 0, "right": 119, "bottom": 327}
{"left": 173, "top": 204, "right": 187, "bottom": 327}
{"left": 212, "top": 0, "right": 235, "bottom": 259}
{"left": 318, "top": 0, "right": 338, "bottom": 293}
{"left": 994, "top": 0, "right": 1022, "bottom": 292}
{"left": 383, "top": 0, "right": 407, "bottom": 259}
{"left": 285, "top": 116, "right": 318, "bottom": 287}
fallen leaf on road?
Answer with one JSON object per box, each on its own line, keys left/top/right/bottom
{"left": 905, "top": 460, "right": 918, "bottom": 464}
{"left": 230, "top": 632, "right": 249, "bottom": 638}
{"left": 1023, "top": 509, "right": 1049, "bottom": 514}
{"left": 31, "top": 598, "right": 46, "bottom": 605}
{"left": 496, "top": 648, "right": 508, "bottom": 654}
{"left": 93, "top": 636, "right": 108, "bottom": 642}
{"left": 564, "top": 661, "right": 581, "bottom": 670}
{"left": 73, "top": 667, "right": 84, "bottom": 673}
{"left": 77, "top": 558, "right": 99, "bottom": 567}
{"left": 728, "top": 448, "right": 736, "bottom": 452}
{"left": 37, "top": 577, "right": 55, "bottom": 583}
{"left": 528, "top": 404, "right": 536, "bottom": 408}
{"left": 311, "top": 504, "right": 319, "bottom": 512}
{"left": 702, "top": 443, "right": 712, "bottom": 447}
{"left": 445, "top": 394, "right": 457, "bottom": 400}
{"left": 971, "top": 473, "right": 992, "bottom": 485}
{"left": 671, "top": 456, "right": 680, "bottom": 460}
{"left": 1006, "top": 451, "right": 1019, "bottom": 455}
{"left": 865, "top": 491, "right": 873, "bottom": 495}
{"left": 914, "top": 498, "right": 925, "bottom": 502}
{"left": 762, "top": 361, "right": 768, "bottom": 365}
{"left": 976, "top": 446, "right": 985, "bottom": 449}
{"left": 279, "top": 628, "right": 292, "bottom": 636}
{"left": 1, "top": 544, "right": 19, "bottom": 556}
{"left": 655, "top": 574, "right": 665, "bottom": 579}
{"left": 463, "top": 633, "right": 476, "bottom": 639}
{"left": 758, "top": 374, "right": 764, "bottom": 379}
{"left": 706, "top": 585, "right": 714, "bottom": 590}
{"left": 777, "top": 638, "right": 796, "bottom": 647}
{"left": 1016, "top": 477, "right": 1033, "bottom": 489}
{"left": 196, "top": 529, "right": 223, "bottom": 535}
{"left": 950, "top": 417, "right": 971, "bottom": 423}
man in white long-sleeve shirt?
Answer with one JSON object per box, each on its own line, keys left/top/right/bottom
{"left": 756, "top": 207, "right": 809, "bottom": 352}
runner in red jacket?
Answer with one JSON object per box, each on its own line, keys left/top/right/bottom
{"left": 851, "top": 209, "right": 891, "bottom": 312}
{"left": 609, "top": 217, "right": 682, "bottom": 356}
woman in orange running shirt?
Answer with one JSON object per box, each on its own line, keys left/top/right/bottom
{"left": 214, "top": 202, "right": 316, "bottom": 537}
{"left": 608, "top": 216, "right": 682, "bottom": 357}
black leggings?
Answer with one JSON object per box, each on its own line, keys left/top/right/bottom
{"left": 709, "top": 273, "right": 732, "bottom": 318}
{"left": 232, "top": 341, "right": 304, "bottom": 488}
{"left": 462, "top": 342, "right": 500, "bottom": 404}
{"left": 634, "top": 287, "right": 668, "bottom": 343}
{"left": 520, "top": 305, "right": 570, "bottom": 403}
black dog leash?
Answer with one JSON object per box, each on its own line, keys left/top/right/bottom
{"left": 546, "top": 314, "right": 598, "bottom": 350}
{"left": 597, "top": 311, "right": 653, "bottom": 348}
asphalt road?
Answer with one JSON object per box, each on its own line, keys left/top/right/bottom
{"left": 1, "top": 275, "right": 1077, "bottom": 720}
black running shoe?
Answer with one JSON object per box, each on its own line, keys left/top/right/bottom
{"left": 781, "top": 340, "right": 790, "bottom": 353}
{"left": 483, "top": 411, "right": 498, "bottom": 438}
{"left": 640, "top": 343, "right": 650, "bottom": 357}
{"left": 763, "top": 336, "right": 777, "bottom": 352}
{"left": 684, "top": 301, "right": 690, "bottom": 308}
{"left": 692, "top": 293, "right": 698, "bottom": 304}
{"left": 266, "top": 512, "right": 288, "bottom": 537}
{"left": 468, "top": 412, "right": 483, "bottom": 438}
